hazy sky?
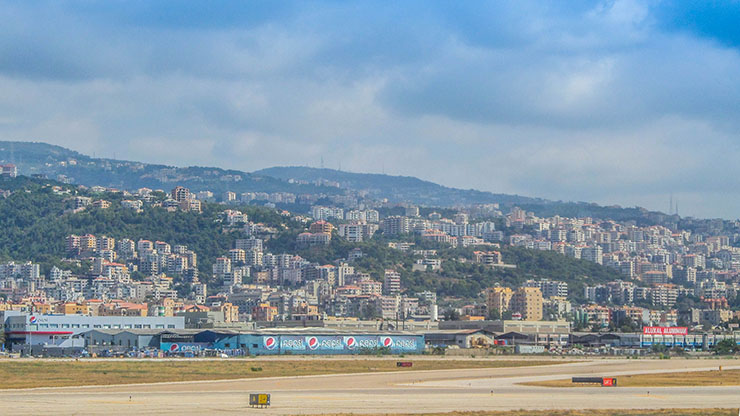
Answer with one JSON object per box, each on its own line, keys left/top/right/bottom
{"left": 1, "top": 1, "right": 740, "bottom": 218}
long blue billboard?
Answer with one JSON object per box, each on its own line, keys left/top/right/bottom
{"left": 243, "top": 334, "right": 424, "bottom": 355}
{"left": 160, "top": 342, "right": 210, "bottom": 353}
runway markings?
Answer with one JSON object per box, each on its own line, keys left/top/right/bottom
{"left": 87, "top": 400, "right": 141, "bottom": 404}
{"left": 634, "top": 394, "right": 667, "bottom": 399}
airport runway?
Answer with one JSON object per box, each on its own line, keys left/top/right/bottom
{"left": 3, "top": 358, "right": 740, "bottom": 415}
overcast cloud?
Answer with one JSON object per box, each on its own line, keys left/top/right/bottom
{"left": 1, "top": 1, "right": 740, "bottom": 218}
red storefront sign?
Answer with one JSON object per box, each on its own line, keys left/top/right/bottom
{"left": 602, "top": 377, "right": 616, "bottom": 387}
{"left": 642, "top": 326, "right": 688, "bottom": 335}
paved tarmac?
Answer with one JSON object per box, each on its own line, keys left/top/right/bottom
{"left": 3, "top": 358, "right": 740, "bottom": 415}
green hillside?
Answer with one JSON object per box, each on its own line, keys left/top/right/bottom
{"left": 0, "top": 176, "right": 626, "bottom": 302}
{"left": 0, "top": 176, "right": 299, "bottom": 279}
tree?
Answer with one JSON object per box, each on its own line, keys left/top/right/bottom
{"left": 361, "top": 302, "right": 379, "bottom": 320}
{"left": 609, "top": 316, "right": 640, "bottom": 333}
{"left": 712, "top": 339, "right": 739, "bottom": 355}
{"left": 651, "top": 344, "right": 668, "bottom": 354}
{"left": 443, "top": 309, "right": 460, "bottom": 321}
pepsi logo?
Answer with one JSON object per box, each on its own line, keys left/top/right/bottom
{"left": 345, "top": 337, "right": 356, "bottom": 349}
{"left": 382, "top": 337, "right": 393, "bottom": 348}
{"left": 307, "top": 336, "right": 319, "bottom": 350}
{"left": 264, "top": 336, "right": 277, "bottom": 350}
{"left": 29, "top": 316, "right": 37, "bottom": 324}
{"left": 169, "top": 343, "right": 179, "bottom": 352}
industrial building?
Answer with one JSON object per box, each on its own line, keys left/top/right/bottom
{"left": 157, "top": 328, "right": 425, "bottom": 355}
{"left": 4, "top": 311, "right": 739, "bottom": 356}
{"left": 3, "top": 312, "right": 184, "bottom": 351}
{"left": 0, "top": 312, "right": 425, "bottom": 355}
{"left": 424, "top": 329, "right": 496, "bottom": 348}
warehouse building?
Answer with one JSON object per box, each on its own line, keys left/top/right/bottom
{"left": 79, "top": 327, "right": 426, "bottom": 355}
{"left": 239, "top": 329, "right": 424, "bottom": 355}
{"left": 424, "top": 329, "right": 495, "bottom": 348}
{"left": 439, "top": 319, "right": 570, "bottom": 335}
{"left": 4, "top": 313, "right": 184, "bottom": 351}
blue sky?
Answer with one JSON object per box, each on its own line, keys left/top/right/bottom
{"left": 1, "top": 1, "right": 740, "bottom": 218}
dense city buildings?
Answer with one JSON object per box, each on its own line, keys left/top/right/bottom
{"left": 2, "top": 178, "right": 740, "bottom": 356}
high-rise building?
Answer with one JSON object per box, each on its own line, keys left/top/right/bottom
{"left": 381, "top": 216, "right": 410, "bottom": 235}
{"left": 223, "top": 191, "right": 236, "bottom": 202}
{"left": 1, "top": 164, "right": 17, "bottom": 177}
{"left": 229, "top": 249, "right": 246, "bottom": 264}
{"left": 511, "top": 287, "right": 543, "bottom": 321}
{"left": 171, "top": 186, "right": 191, "bottom": 202}
{"left": 383, "top": 269, "right": 401, "bottom": 295}
{"left": 485, "top": 287, "right": 513, "bottom": 316}
{"left": 453, "top": 212, "right": 468, "bottom": 225}
{"left": 404, "top": 206, "right": 420, "bottom": 217}
{"left": 235, "top": 237, "right": 263, "bottom": 252}
{"left": 212, "top": 257, "right": 232, "bottom": 279}
{"left": 309, "top": 220, "right": 334, "bottom": 234}
{"left": 582, "top": 246, "right": 603, "bottom": 265}
{"left": 525, "top": 279, "right": 568, "bottom": 298}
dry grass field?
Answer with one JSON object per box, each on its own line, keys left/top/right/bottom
{"left": 525, "top": 369, "right": 740, "bottom": 388}
{"left": 0, "top": 358, "right": 565, "bottom": 389}
{"left": 319, "top": 410, "right": 738, "bottom": 416}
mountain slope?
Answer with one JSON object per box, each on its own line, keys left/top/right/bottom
{"left": 0, "top": 141, "right": 337, "bottom": 196}
{"left": 0, "top": 141, "right": 679, "bottom": 225}
{"left": 256, "top": 166, "right": 544, "bottom": 206}
{"left": 0, "top": 141, "right": 543, "bottom": 206}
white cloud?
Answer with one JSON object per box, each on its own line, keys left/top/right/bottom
{"left": 0, "top": 1, "right": 739, "bottom": 217}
